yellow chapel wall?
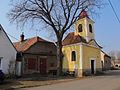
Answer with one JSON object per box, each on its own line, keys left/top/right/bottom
{"left": 82, "top": 45, "right": 102, "bottom": 73}
{"left": 62, "top": 44, "right": 80, "bottom": 72}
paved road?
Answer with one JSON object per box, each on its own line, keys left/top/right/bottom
{"left": 22, "top": 70, "right": 120, "bottom": 90}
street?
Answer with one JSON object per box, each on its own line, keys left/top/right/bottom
{"left": 22, "top": 70, "right": 120, "bottom": 90}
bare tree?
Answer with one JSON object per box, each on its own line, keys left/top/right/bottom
{"left": 109, "top": 51, "right": 120, "bottom": 59}
{"left": 108, "top": 51, "right": 116, "bottom": 59}
{"left": 116, "top": 51, "right": 120, "bottom": 59}
{"left": 8, "top": 0, "right": 102, "bottom": 76}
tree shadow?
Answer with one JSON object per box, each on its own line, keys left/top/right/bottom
{"left": 0, "top": 79, "right": 23, "bottom": 90}
{"left": 100, "top": 70, "right": 120, "bottom": 77}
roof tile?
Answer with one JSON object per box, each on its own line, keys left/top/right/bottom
{"left": 62, "top": 32, "right": 87, "bottom": 46}
{"left": 13, "top": 36, "right": 53, "bottom": 52}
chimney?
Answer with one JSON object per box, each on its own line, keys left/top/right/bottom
{"left": 20, "top": 32, "right": 24, "bottom": 42}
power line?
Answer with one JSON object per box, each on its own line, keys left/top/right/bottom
{"left": 7, "top": 33, "right": 19, "bottom": 41}
{"left": 108, "top": 0, "right": 120, "bottom": 24}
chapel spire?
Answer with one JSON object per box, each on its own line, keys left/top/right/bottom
{"left": 74, "top": 8, "right": 95, "bottom": 42}
{"left": 78, "top": 8, "right": 89, "bottom": 19}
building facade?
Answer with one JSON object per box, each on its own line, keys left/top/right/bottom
{"left": 111, "top": 59, "right": 120, "bottom": 68}
{"left": 101, "top": 51, "right": 111, "bottom": 70}
{"left": 62, "top": 9, "right": 102, "bottom": 77}
{"left": 13, "top": 34, "right": 57, "bottom": 76}
{"left": 0, "top": 25, "right": 17, "bottom": 74}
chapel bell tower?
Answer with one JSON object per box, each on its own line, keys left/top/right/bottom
{"left": 75, "top": 9, "right": 95, "bottom": 42}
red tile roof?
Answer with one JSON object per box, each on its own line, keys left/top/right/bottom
{"left": 62, "top": 32, "right": 87, "bottom": 46}
{"left": 101, "top": 50, "right": 111, "bottom": 58}
{"left": 88, "top": 39, "right": 102, "bottom": 48}
{"left": 113, "top": 59, "right": 120, "bottom": 62}
{"left": 13, "top": 36, "right": 53, "bottom": 52}
{"left": 79, "top": 9, "right": 89, "bottom": 19}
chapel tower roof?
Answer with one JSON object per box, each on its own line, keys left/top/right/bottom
{"left": 78, "top": 8, "right": 89, "bottom": 19}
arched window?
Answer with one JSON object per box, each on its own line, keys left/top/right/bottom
{"left": 78, "top": 24, "right": 83, "bottom": 32}
{"left": 71, "top": 51, "right": 76, "bottom": 61}
{"left": 89, "top": 24, "right": 92, "bottom": 33}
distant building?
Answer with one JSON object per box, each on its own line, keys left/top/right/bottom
{"left": 0, "top": 25, "right": 17, "bottom": 74}
{"left": 13, "top": 34, "right": 57, "bottom": 76}
{"left": 62, "top": 9, "right": 102, "bottom": 77}
{"left": 101, "top": 51, "right": 111, "bottom": 70}
{"left": 111, "top": 59, "right": 120, "bottom": 68}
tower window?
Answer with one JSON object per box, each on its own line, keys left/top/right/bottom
{"left": 78, "top": 24, "right": 83, "bottom": 32}
{"left": 71, "top": 51, "right": 76, "bottom": 61}
{"left": 89, "top": 24, "right": 92, "bottom": 33}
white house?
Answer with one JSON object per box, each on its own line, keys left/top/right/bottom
{"left": 0, "top": 25, "right": 17, "bottom": 74}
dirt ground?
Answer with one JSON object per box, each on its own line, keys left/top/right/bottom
{"left": 22, "top": 70, "right": 120, "bottom": 90}
{"left": 0, "top": 75, "right": 83, "bottom": 90}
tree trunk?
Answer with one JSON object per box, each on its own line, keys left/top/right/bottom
{"left": 56, "top": 41, "right": 63, "bottom": 76}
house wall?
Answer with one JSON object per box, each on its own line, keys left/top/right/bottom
{"left": 26, "top": 42, "right": 56, "bottom": 55}
{"left": 0, "top": 27, "right": 17, "bottom": 74}
{"left": 101, "top": 52, "right": 111, "bottom": 70}
{"left": 101, "top": 52, "right": 105, "bottom": 64}
{"left": 104, "top": 56, "right": 111, "bottom": 70}
{"left": 83, "top": 45, "right": 102, "bottom": 75}
{"left": 22, "top": 54, "right": 57, "bottom": 74}
{"left": 21, "top": 42, "right": 57, "bottom": 75}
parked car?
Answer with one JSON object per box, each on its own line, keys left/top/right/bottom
{"left": 0, "top": 70, "right": 5, "bottom": 83}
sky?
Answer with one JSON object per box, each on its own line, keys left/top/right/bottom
{"left": 0, "top": 0, "right": 120, "bottom": 53}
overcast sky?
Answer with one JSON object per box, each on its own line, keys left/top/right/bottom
{"left": 0, "top": 0, "right": 120, "bottom": 53}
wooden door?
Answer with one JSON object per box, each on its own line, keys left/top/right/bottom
{"left": 39, "top": 58, "right": 47, "bottom": 74}
{"left": 28, "top": 58, "right": 36, "bottom": 70}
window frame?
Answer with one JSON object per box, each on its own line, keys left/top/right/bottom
{"left": 71, "top": 51, "right": 76, "bottom": 61}
{"left": 78, "top": 24, "right": 83, "bottom": 32}
{"left": 89, "top": 24, "right": 93, "bottom": 33}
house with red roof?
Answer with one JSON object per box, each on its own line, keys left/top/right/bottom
{"left": 13, "top": 33, "right": 57, "bottom": 76}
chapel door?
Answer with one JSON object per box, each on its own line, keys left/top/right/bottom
{"left": 91, "top": 60, "right": 95, "bottom": 74}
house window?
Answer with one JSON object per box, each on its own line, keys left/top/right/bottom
{"left": 71, "top": 51, "right": 76, "bottom": 61}
{"left": 78, "top": 24, "right": 83, "bottom": 32}
{"left": 89, "top": 24, "right": 92, "bottom": 33}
